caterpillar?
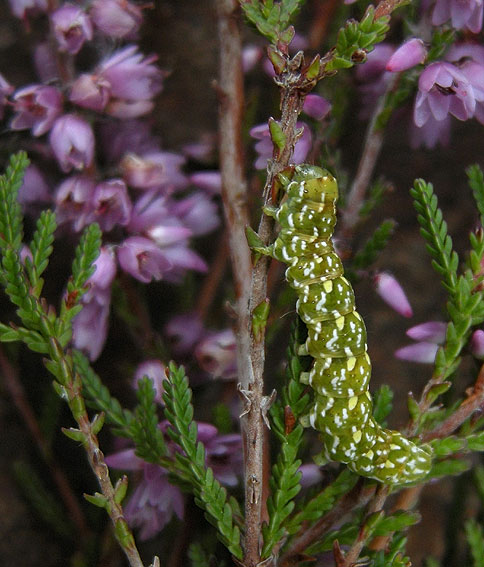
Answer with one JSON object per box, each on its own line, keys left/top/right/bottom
{"left": 259, "top": 164, "right": 432, "bottom": 485}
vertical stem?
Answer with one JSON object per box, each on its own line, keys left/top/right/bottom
{"left": 215, "top": 2, "right": 261, "bottom": 565}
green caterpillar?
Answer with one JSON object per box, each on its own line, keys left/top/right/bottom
{"left": 260, "top": 164, "right": 432, "bottom": 485}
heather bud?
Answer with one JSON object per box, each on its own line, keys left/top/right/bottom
{"left": 302, "top": 94, "right": 331, "bottom": 120}
{"left": 373, "top": 272, "right": 413, "bottom": 318}
{"left": 133, "top": 360, "right": 166, "bottom": 405}
{"left": 406, "top": 321, "right": 447, "bottom": 343}
{"left": 386, "top": 38, "right": 427, "bottom": 72}
{"left": 471, "top": 329, "right": 484, "bottom": 359}
{"left": 395, "top": 342, "right": 439, "bottom": 363}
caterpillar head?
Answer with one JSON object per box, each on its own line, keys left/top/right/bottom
{"left": 285, "top": 165, "right": 338, "bottom": 203}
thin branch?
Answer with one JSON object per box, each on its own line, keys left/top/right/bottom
{"left": 340, "top": 74, "right": 398, "bottom": 235}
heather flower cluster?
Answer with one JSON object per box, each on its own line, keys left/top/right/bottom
{"left": 350, "top": 0, "right": 484, "bottom": 149}
{"left": 2, "top": 0, "right": 221, "bottom": 361}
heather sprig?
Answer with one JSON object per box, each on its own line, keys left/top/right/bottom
{"left": 239, "top": 0, "right": 304, "bottom": 45}
{"left": 0, "top": 154, "right": 144, "bottom": 567}
{"left": 351, "top": 219, "right": 397, "bottom": 273}
{"left": 162, "top": 362, "right": 243, "bottom": 559}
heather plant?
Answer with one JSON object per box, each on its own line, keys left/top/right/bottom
{"left": 2, "top": 1, "right": 484, "bottom": 567}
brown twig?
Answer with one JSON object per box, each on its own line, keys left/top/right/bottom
{"left": 340, "top": 74, "right": 398, "bottom": 236}
{"left": 195, "top": 233, "right": 229, "bottom": 320}
{"left": 215, "top": 2, "right": 260, "bottom": 565}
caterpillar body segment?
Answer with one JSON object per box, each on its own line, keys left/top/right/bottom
{"left": 270, "top": 164, "right": 432, "bottom": 484}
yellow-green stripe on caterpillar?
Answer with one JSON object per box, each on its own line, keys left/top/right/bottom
{"left": 258, "top": 164, "right": 432, "bottom": 484}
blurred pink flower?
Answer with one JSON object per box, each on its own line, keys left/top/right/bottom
{"left": 171, "top": 193, "right": 220, "bottom": 236}
{"left": 49, "top": 114, "right": 95, "bottom": 172}
{"left": 188, "top": 171, "right": 222, "bottom": 195}
{"left": 120, "top": 151, "right": 187, "bottom": 191}
{"left": 373, "top": 272, "right": 413, "bottom": 318}
{"left": 395, "top": 341, "right": 439, "bottom": 364}
{"left": 55, "top": 175, "right": 96, "bottom": 231}
{"left": 133, "top": 360, "right": 166, "bottom": 405}
{"left": 8, "top": 0, "right": 47, "bottom": 19}
{"left": 86, "top": 179, "right": 133, "bottom": 231}
{"left": 471, "top": 329, "right": 484, "bottom": 359}
{"left": 432, "top": 0, "right": 483, "bottom": 33}
{"left": 0, "top": 73, "right": 14, "bottom": 120}
{"left": 406, "top": 321, "right": 447, "bottom": 343}
{"left": 105, "top": 449, "right": 184, "bottom": 540}
{"left": 164, "top": 312, "right": 205, "bottom": 356}
{"left": 90, "top": 0, "right": 143, "bottom": 38}
{"left": 195, "top": 329, "right": 237, "bottom": 380}
{"left": 69, "top": 74, "right": 111, "bottom": 112}
{"left": 98, "top": 45, "right": 163, "bottom": 108}
{"left": 11, "top": 85, "right": 63, "bottom": 136}
{"left": 51, "top": 4, "right": 93, "bottom": 54}
{"left": 117, "top": 236, "right": 171, "bottom": 283}
{"left": 302, "top": 94, "right": 331, "bottom": 120}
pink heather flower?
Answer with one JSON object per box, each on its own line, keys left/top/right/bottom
{"left": 8, "top": 0, "right": 47, "bottom": 18}
{"left": 90, "top": 0, "right": 143, "bottom": 38}
{"left": 446, "top": 43, "right": 484, "bottom": 65}
{"left": 299, "top": 464, "right": 323, "bottom": 488}
{"left": 195, "top": 329, "right": 237, "bottom": 380}
{"left": 302, "top": 94, "right": 331, "bottom": 120}
{"left": 51, "top": 4, "right": 93, "bottom": 54}
{"left": 49, "top": 114, "right": 95, "bottom": 172}
{"left": 69, "top": 74, "right": 111, "bottom": 112}
{"left": 128, "top": 191, "right": 170, "bottom": 232}
{"left": 395, "top": 342, "right": 439, "bottom": 364}
{"left": 471, "top": 329, "right": 484, "bottom": 359}
{"left": 87, "top": 179, "right": 133, "bottom": 232}
{"left": 159, "top": 246, "right": 207, "bottom": 282}
{"left": 164, "top": 312, "right": 205, "bottom": 356}
{"left": 117, "top": 236, "right": 171, "bottom": 283}
{"left": 414, "top": 62, "right": 476, "bottom": 127}
{"left": 250, "top": 122, "right": 312, "bottom": 170}
{"left": 98, "top": 45, "right": 163, "bottom": 103}
{"left": 133, "top": 360, "right": 166, "bottom": 405}
{"left": 171, "top": 193, "right": 220, "bottom": 236}
{"left": 188, "top": 171, "right": 222, "bottom": 195}
{"left": 55, "top": 175, "right": 96, "bottom": 231}
{"left": 409, "top": 113, "right": 451, "bottom": 149}
{"left": 120, "top": 151, "right": 187, "bottom": 191}
{"left": 432, "top": 0, "right": 483, "bottom": 33}
{"left": 18, "top": 164, "right": 51, "bottom": 207}
{"left": 182, "top": 133, "right": 217, "bottom": 163}
{"left": 100, "top": 119, "right": 160, "bottom": 163}
{"left": 406, "top": 321, "right": 447, "bottom": 343}
{"left": 106, "top": 99, "right": 155, "bottom": 119}
{"left": 105, "top": 449, "right": 184, "bottom": 540}
{"left": 88, "top": 247, "right": 117, "bottom": 291}
{"left": 242, "top": 45, "right": 263, "bottom": 72}
{"left": 386, "top": 39, "right": 427, "bottom": 72}
{"left": 197, "top": 423, "right": 243, "bottom": 486}
{"left": 72, "top": 246, "right": 116, "bottom": 361}
{"left": 373, "top": 272, "right": 413, "bottom": 318}
{"left": 72, "top": 294, "right": 110, "bottom": 361}
{"left": 11, "top": 85, "right": 63, "bottom": 137}
{"left": 460, "top": 61, "right": 484, "bottom": 124}
{"left": 0, "top": 74, "right": 14, "bottom": 121}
